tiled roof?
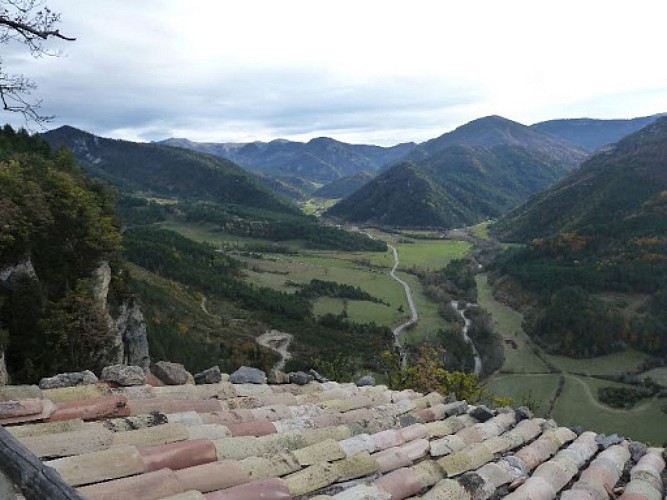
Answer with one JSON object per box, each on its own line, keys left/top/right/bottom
{"left": 0, "top": 372, "right": 665, "bottom": 500}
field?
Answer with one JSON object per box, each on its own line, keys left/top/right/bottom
{"left": 476, "top": 274, "right": 549, "bottom": 373}
{"left": 161, "top": 224, "right": 468, "bottom": 336}
{"left": 484, "top": 373, "right": 561, "bottom": 413}
{"left": 470, "top": 220, "right": 492, "bottom": 240}
{"left": 478, "top": 273, "right": 666, "bottom": 444}
{"left": 643, "top": 367, "right": 667, "bottom": 387}
{"left": 299, "top": 197, "right": 338, "bottom": 217}
{"left": 551, "top": 375, "right": 666, "bottom": 444}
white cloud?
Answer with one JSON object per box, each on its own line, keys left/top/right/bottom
{"left": 3, "top": 0, "right": 667, "bottom": 144}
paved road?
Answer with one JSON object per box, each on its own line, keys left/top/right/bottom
{"left": 387, "top": 244, "right": 418, "bottom": 366}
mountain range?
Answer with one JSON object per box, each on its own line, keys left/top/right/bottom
{"left": 326, "top": 116, "right": 589, "bottom": 228}
{"left": 531, "top": 114, "right": 664, "bottom": 151}
{"left": 494, "top": 115, "right": 667, "bottom": 242}
{"left": 41, "top": 126, "right": 299, "bottom": 216}
{"left": 156, "top": 136, "right": 416, "bottom": 183}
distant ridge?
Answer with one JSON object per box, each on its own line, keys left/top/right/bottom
{"left": 531, "top": 113, "right": 665, "bottom": 151}
{"left": 156, "top": 136, "right": 416, "bottom": 183}
{"left": 327, "top": 116, "right": 588, "bottom": 228}
{"left": 405, "top": 115, "right": 588, "bottom": 170}
{"left": 42, "top": 126, "right": 299, "bottom": 215}
{"left": 495, "top": 115, "right": 667, "bottom": 241}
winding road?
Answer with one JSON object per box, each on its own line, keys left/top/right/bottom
{"left": 387, "top": 244, "right": 418, "bottom": 366}
{"left": 256, "top": 330, "right": 293, "bottom": 372}
{"left": 451, "top": 300, "right": 483, "bottom": 376}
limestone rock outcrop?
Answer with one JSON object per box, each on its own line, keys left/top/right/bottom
{"left": 0, "top": 352, "right": 8, "bottom": 387}
{"left": 115, "top": 300, "right": 150, "bottom": 371}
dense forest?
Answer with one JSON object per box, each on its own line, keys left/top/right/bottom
{"left": 0, "top": 126, "right": 124, "bottom": 381}
{"left": 492, "top": 119, "right": 667, "bottom": 358}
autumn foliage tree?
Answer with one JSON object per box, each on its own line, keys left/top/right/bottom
{"left": 381, "top": 346, "right": 511, "bottom": 405}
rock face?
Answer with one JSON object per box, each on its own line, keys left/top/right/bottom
{"left": 0, "top": 351, "right": 8, "bottom": 386}
{"left": 0, "top": 259, "right": 37, "bottom": 282}
{"left": 39, "top": 370, "right": 98, "bottom": 389}
{"left": 229, "top": 366, "right": 267, "bottom": 385}
{"left": 194, "top": 366, "right": 222, "bottom": 385}
{"left": 289, "top": 371, "right": 314, "bottom": 385}
{"left": 267, "top": 369, "right": 290, "bottom": 384}
{"left": 152, "top": 361, "right": 191, "bottom": 385}
{"left": 100, "top": 365, "right": 146, "bottom": 386}
{"left": 115, "top": 300, "right": 150, "bottom": 371}
{"left": 92, "top": 261, "right": 123, "bottom": 366}
{"left": 356, "top": 375, "right": 375, "bottom": 387}
{"left": 93, "top": 261, "right": 151, "bottom": 371}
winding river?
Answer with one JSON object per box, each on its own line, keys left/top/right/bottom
{"left": 451, "top": 300, "right": 482, "bottom": 376}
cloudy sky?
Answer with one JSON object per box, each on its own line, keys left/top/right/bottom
{"left": 4, "top": 0, "right": 667, "bottom": 145}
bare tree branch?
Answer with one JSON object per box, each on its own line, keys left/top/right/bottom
{"left": 0, "top": 0, "right": 74, "bottom": 124}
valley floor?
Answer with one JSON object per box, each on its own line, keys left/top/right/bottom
{"left": 477, "top": 273, "right": 667, "bottom": 444}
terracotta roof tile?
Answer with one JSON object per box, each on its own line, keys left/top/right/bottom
{"left": 1, "top": 369, "right": 665, "bottom": 499}
{"left": 111, "top": 422, "right": 190, "bottom": 448}
{"left": 18, "top": 425, "right": 114, "bottom": 458}
{"left": 43, "top": 383, "right": 112, "bottom": 403}
{"left": 49, "top": 395, "right": 129, "bottom": 421}
{"left": 561, "top": 442, "right": 631, "bottom": 499}
{"left": 375, "top": 466, "right": 423, "bottom": 498}
{"left": 374, "top": 447, "right": 413, "bottom": 473}
{"left": 46, "top": 443, "right": 144, "bottom": 486}
{"left": 78, "top": 467, "right": 184, "bottom": 500}
{"left": 227, "top": 420, "right": 276, "bottom": 437}
{"left": 0, "top": 398, "right": 44, "bottom": 418}
{"left": 162, "top": 491, "right": 207, "bottom": 500}
{"left": 186, "top": 424, "right": 231, "bottom": 441}
{"left": 174, "top": 460, "right": 248, "bottom": 493}
{"left": 0, "top": 384, "right": 42, "bottom": 401}
{"left": 240, "top": 451, "right": 301, "bottom": 480}
{"left": 0, "top": 398, "right": 56, "bottom": 424}
{"left": 5, "top": 416, "right": 85, "bottom": 438}
{"left": 285, "top": 463, "right": 339, "bottom": 496}
{"left": 139, "top": 438, "right": 217, "bottom": 472}
{"left": 204, "top": 477, "right": 290, "bottom": 500}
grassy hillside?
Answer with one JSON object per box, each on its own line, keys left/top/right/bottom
{"left": 327, "top": 142, "right": 572, "bottom": 228}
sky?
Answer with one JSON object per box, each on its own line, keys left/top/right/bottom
{"left": 4, "top": 0, "right": 667, "bottom": 145}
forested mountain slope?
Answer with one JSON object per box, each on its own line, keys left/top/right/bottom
{"left": 42, "top": 126, "right": 299, "bottom": 215}
{"left": 158, "top": 136, "right": 416, "bottom": 183}
{"left": 492, "top": 117, "right": 667, "bottom": 358}
{"left": 532, "top": 114, "right": 664, "bottom": 151}
{"left": 327, "top": 116, "right": 586, "bottom": 228}
{"left": 405, "top": 115, "right": 588, "bottom": 169}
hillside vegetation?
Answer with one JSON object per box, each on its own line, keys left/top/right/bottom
{"left": 492, "top": 117, "right": 667, "bottom": 358}
{"left": 327, "top": 116, "right": 587, "bottom": 228}
{"left": 42, "top": 126, "right": 386, "bottom": 253}
{"left": 0, "top": 126, "right": 124, "bottom": 381}
{"left": 158, "top": 136, "right": 415, "bottom": 183}
{"left": 532, "top": 114, "right": 663, "bottom": 151}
